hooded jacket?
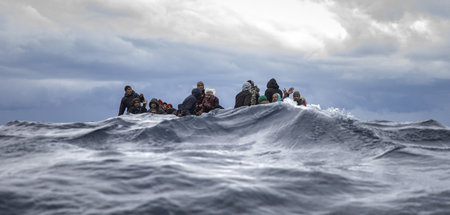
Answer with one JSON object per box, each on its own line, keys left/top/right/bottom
{"left": 235, "top": 82, "right": 252, "bottom": 108}
{"left": 148, "top": 98, "right": 166, "bottom": 114}
{"left": 119, "top": 90, "right": 142, "bottom": 115}
{"left": 179, "top": 88, "right": 203, "bottom": 116}
{"left": 264, "top": 79, "right": 283, "bottom": 103}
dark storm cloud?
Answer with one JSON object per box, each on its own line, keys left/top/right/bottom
{"left": 0, "top": 0, "right": 449, "bottom": 126}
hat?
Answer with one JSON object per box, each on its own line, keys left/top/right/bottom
{"left": 293, "top": 91, "right": 301, "bottom": 97}
{"left": 258, "top": 95, "right": 268, "bottom": 103}
{"left": 205, "top": 88, "right": 216, "bottom": 95}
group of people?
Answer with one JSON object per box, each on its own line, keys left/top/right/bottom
{"left": 118, "top": 78, "right": 307, "bottom": 117}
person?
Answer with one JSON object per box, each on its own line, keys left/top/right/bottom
{"left": 248, "top": 80, "right": 260, "bottom": 105}
{"left": 235, "top": 82, "right": 252, "bottom": 108}
{"left": 118, "top": 85, "right": 145, "bottom": 115}
{"left": 264, "top": 78, "right": 283, "bottom": 103}
{"left": 178, "top": 88, "right": 203, "bottom": 117}
{"left": 272, "top": 93, "right": 282, "bottom": 103}
{"left": 128, "top": 98, "right": 147, "bottom": 114}
{"left": 258, "top": 95, "right": 270, "bottom": 104}
{"left": 198, "top": 88, "right": 221, "bottom": 114}
{"left": 148, "top": 98, "right": 166, "bottom": 114}
{"left": 292, "top": 91, "right": 307, "bottom": 106}
{"left": 195, "top": 81, "right": 206, "bottom": 112}
{"left": 164, "top": 104, "right": 177, "bottom": 115}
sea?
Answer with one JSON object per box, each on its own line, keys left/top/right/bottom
{"left": 1, "top": 100, "right": 449, "bottom": 215}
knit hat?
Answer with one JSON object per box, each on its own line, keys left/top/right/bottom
{"left": 258, "top": 95, "right": 268, "bottom": 103}
{"left": 293, "top": 91, "right": 301, "bottom": 97}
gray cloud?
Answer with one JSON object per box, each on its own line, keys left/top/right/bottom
{"left": 1, "top": 0, "right": 449, "bottom": 126}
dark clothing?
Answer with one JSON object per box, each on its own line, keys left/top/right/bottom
{"left": 148, "top": 98, "right": 166, "bottom": 114}
{"left": 179, "top": 88, "right": 203, "bottom": 116}
{"left": 264, "top": 79, "right": 283, "bottom": 103}
{"left": 296, "top": 98, "right": 307, "bottom": 106}
{"left": 195, "top": 89, "right": 205, "bottom": 112}
{"left": 200, "top": 95, "right": 221, "bottom": 113}
{"left": 165, "top": 108, "right": 176, "bottom": 115}
{"left": 119, "top": 90, "right": 141, "bottom": 115}
{"left": 235, "top": 91, "right": 252, "bottom": 108}
{"left": 128, "top": 106, "right": 147, "bottom": 114}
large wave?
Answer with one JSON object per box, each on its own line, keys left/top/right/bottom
{"left": 1, "top": 101, "right": 450, "bottom": 214}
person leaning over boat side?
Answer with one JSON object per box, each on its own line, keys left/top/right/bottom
{"left": 148, "top": 98, "right": 166, "bottom": 114}
{"left": 177, "top": 88, "right": 203, "bottom": 117}
{"left": 118, "top": 85, "right": 145, "bottom": 115}
{"left": 128, "top": 98, "right": 147, "bottom": 114}
{"left": 235, "top": 82, "right": 252, "bottom": 108}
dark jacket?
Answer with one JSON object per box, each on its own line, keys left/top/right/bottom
{"left": 235, "top": 82, "right": 252, "bottom": 108}
{"left": 179, "top": 88, "right": 203, "bottom": 116}
{"left": 264, "top": 78, "right": 283, "bottom": 103}
{"left": 148, "top": 98, "right": 166, "bottom": 114}
{"left": 128, "top": 105, "right": 147, "bottom": 114}
{"left": 119, "top": 90, "right": 141, "bottom": 115}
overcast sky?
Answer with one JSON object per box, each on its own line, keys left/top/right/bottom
{"left": 1, "top": 0, "right": 449, "bottom": 126}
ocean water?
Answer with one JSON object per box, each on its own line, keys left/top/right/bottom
{"left": 1, "top": 101, "right": 450, "bottom": 215}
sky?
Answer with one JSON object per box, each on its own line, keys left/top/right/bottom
{"left": 1, "top": 0, "right": 449, "bottom": 126}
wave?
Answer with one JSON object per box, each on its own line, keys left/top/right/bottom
{"left": 1, "top": 102, "right": 450, "bottom": 214}
{"left": 1, "top": 102, "right": 449, "bottom": 157}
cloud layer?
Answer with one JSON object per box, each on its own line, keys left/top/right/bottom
{"left": 0, "top": 0, "right": 449, "bottom": 125}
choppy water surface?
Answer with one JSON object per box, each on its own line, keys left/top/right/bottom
{"left": 1, "top": 101, "right": 450, "bottom": 215}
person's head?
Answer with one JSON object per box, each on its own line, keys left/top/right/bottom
{"left": 272, "top": 93, "right": 281, "bottom": 102}
{"left": 150, "top": 98, "right": 158, "bottom": 108}
{"left": 293, "top": 91, "right": 301, "bottom": 101}
{"left": 197, "top": 81, "right": 204, "bottom": 91}
{"left": 132, "top": 98, "right": 140, "bottom": 107}
{"left": 168, "top": 104, "right": 173, "bottom": 109}
{"left": 242, "top": 82, "right": 251, "bottom": 92}
{"left": 258, "top": 95, "right": 269, "bottom": 104}
{"left": 162, "top": 103, "right": 167, "bottom": 110}
{"left": 247, "top": 80, "right": 255, "bottom": 87}
{"left": 205, "top": 88, "right": 215, "bottom": 99}
{"left": 266, "top": 78, "right": 279, "bottom": 89}
{"left": 124, "top": 85, "right": 133, "bottom": 95}
{"left": 192, "top": 88, "right": 203, "bottom": 98}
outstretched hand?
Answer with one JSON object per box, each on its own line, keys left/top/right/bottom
{"left": 288, "top": 87, "right": 294, "bottom": 94}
